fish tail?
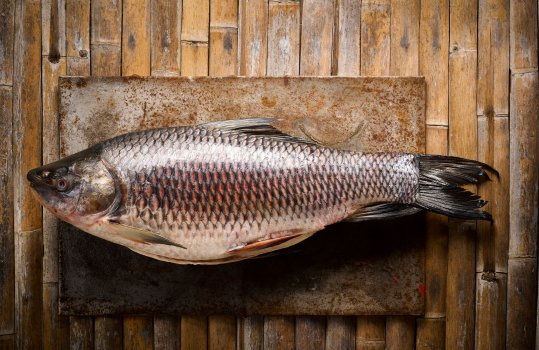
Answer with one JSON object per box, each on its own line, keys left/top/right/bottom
{"left": 415, "top": 155, "right": 498, "bottom": 221}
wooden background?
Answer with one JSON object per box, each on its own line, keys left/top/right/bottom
{"left": 0, "top": 0, "right": 538, "bottom": 349}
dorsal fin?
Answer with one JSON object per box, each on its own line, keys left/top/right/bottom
{"left": 201, "top": 118, "right": 316, "bottom": 145}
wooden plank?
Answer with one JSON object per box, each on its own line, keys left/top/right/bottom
{"left": 208, "top": 315, "right": 236, "bottom": 350}
{"left": 419, "top": 0, "right": 449, "bottom": 125}
{"left": 181, "top": 42, "right": 209, "bottom": 76}
{"left": 475, "top": 273, "right": 507, "bottom": 350}
{"left": 509, "top": 0, "right": 538, "bottom": 70}
{"left": 385, "top": 316, "right": 415, "bottom": 350}
{"left": 360, "top": 0, "right": 390, "bottom": 76}
{"left": 0, "top": 0, "right": 14, "bottom": 86}
{"left": 43, "top": 283, "right": 69, "bottom": 350}
{"left": 390, "top": 0, "right": 420, "bottom": 76}
{"left": 124, "top": 317, "right": 153, "bottom": 350}
{"left": 91, "top": 0, "right": 122, "bottom": 76}
{"left": 70, "top": 316, "right": 94, "bottom": 350}
{"left": 181, "top": 0, "right": 209, "bottom": 42}
{"left": 66, "top": 0, "right": 90, "bottom": 75}
{"left": 267, "top": 1, "right": 300, "bottom": 76}
{"left": 356, "top": 316, "right": 385, "bottom": 350}
{"left": 209, "top": 28, "right": 238, "bottom": 76}
{"left": 263, "top": 317, "right": 294, "bottom": 350}
{"left": 42, "top": 0, "right": 66, "bottom": 59}
{"left": 181, "top": 316, "right": 207, "bottom": 350}
{"left": 154, "top": 316, "right": 180, "bottom": 350}
{"left": 94, "top": 317, "right": 123, "bottom": 350}
{"left": 13, "top": 0, "right": 43, "bottom": 348}
{"left": 300, "top": 0, "right": 334, "bottom": 76}
{"left": 295, "top": 317, "right": 325, "bottom": 350}
{"left": 151, "top": 0, "right": 182, "bottom": 76}
{"left": 122, "top": 0, "right": 151, "bottom": 76}
{"left": 0, "top": 335, "right": 15, "bottom": 350}
{"left": 238, "top": 0, "right": 268, "bottom": 76}
{"left": 0, "top": 87, "right": 14, "bottom": 336}
{"left": 507, "top": 258, "right": 537, "bottom": 349}
{"left": 333, "top": 0, "right": 360, "bottom": 76}
{"left": 415, "top": 318, "right": 445, "bottom": 350}
{"left": 326, "top": 316, "right": 355, "bottom": 350}
{"left": 238, "top": 316, "right": 263, "bottom": 350}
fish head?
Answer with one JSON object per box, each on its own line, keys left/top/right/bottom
{"left": 27, "top": 150, "right": 118, "bottom": 225}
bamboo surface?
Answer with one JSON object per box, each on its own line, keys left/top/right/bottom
{"left": 3, "top": 0, "right": 538, "bottom": 349}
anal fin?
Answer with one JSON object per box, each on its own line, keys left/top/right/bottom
{"left": 345, "top": 203, "right": 422, "bottom": 222}
{"left": 228, "top": 233, "right": 303, "bottom": 254}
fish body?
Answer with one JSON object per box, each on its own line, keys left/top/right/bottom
{"left": 28, "top": 118, "right": 495, "bottom": 264}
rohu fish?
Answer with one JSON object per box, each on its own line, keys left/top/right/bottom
{"left": 27, "top": 118, "right": 496, "bottom": 264}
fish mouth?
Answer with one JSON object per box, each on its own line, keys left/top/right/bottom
{"left": 27, "top": 167, "right": 50, "bottom": 187}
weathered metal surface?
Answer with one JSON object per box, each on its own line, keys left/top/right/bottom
{"left": 58, "top": 76, "right": 426, "bottom": 316}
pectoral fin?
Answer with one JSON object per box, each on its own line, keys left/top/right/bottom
{"left": 108, "top": 221, "right": 186, "bottom": 249}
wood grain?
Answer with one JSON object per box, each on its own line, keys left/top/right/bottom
{"left": 238, "top": 316, "right": 263, "bottom": 350}
{"left": 263, "top": 317, "right": 294, "bottom": 350}
{"left": 333, "top": 0, "right": 360, "bottom": 76}
{"left": 91, "top": 0, "right": 122, "bottom": 76}
{"left": 123, "top": 316, "right": 153, "bottom": 350}
{"left": 94, "top": 317, "right": 123, "bottom": 350}
{"left": 151, "top": 0, "right": 182, "bottom": 76}
{"left": 181, "top": 316, "right": 208, "bottom": 350}
{"left": 0, "top": 86, "right": 14, "bottom": 336}
{"left": 13, "top": 0, "right": 43, "bottom": 348}
{"left": 475, "top": 273, "right": 507, "bottom": 350}
{"left": 326, "top": 316, "right": 355, "bottom": 350}
{"left": 0, "top": 335, "right": 15, "bottom": 350}
{"left": 356, "top": 316, "right": 384, "bottom": 350}
{"left": 42, "top": 0, "right": 66, "bottom": 59}
{"left": 181, "top": 0, "right": 209, "bottom": 42}
{"left": 386, "top": 316, "right": 415, "bottom": 350}
{"left": 208, "top": 315, "right": 236, "bottom": 350}
{"left": 70, "top": 316, "right": 94, "bottom": 350}
{"left": 0, "top": 0, "right": 14, "bottom": 86}
{"left": 419, "top": 0, "right": 449, "bottom": 125}
{"left": 153, "top": 317, "right": 180, "bottom": 350}
{"left": 390, "top": 0, "right": 420, "bottom": 76}
{"left": 66, "top": 0, "right": 90, "bottom": 75}
{"left": 122, "top": 0, "right": 151, "bottom": 76}
{"left": 267, "top": 1, "right": 300, "bottom": 76}
{"left": 239, "top": 0, "right": 268, "bottom": 76}
{"left": 300, "top": 0, "right": 334, "bottom": 76}
{"left": 209, "top": 28, "right": 238, "bottom": 76}
{"left": 415, "top": 318, "right": 445, "bottom": 350}
{"left": 295, "top": 317, "right": 325, "bottom": 350}
{"left": 181, "top": 42, "right": 209, "bottom": 76}
{"left": 360, "top": 0, "right": 390, "bottom": 76}
{"left": 43, "top": 283, "right": 69, "bottom": 350}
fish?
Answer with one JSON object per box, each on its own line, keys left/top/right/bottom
{"left": 27, "top": 118, "right": 497, "bottom": 264}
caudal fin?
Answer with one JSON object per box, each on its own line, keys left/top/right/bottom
{"left": 415, "top": 155, "right": 498, "bottom": 221}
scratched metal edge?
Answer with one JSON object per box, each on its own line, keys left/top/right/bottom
{"left": 57, "top": 76, "right": 426, "bottom": 316}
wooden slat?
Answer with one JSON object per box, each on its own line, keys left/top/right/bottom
{"left": 91, "top": 0, "right": 122, "bottom": 76}
{"left": 13, "top": 0, "right": 43, "bottom": 348}
{"left": 267, "top": 1, "right": 300, "bottom": 76}
{"left": 238, "top": 0, "right": 268, "bottom": 76}
{"left": 208, "top": 315, "right": 236, "bottom": 350}
{"left": 181, "top": 42, "right": 209, "bottom": 76}
{"left": 0, "top": 335, "right": 15, "bottom": 350}
{"left": 209, "top": 28, "right": 238, "bottom": 76}
{"left": 300, "top": 0, "right": 334, "bottom": 76}
{"left": 333, "top": 0, "right": 360, "bottom": 76}
{"left": 326, "top": 316, "right": 355, "bottom": 350}
{"left": 415, "top": 318, "right": 445, "bottom": 350}
{"left": 70, "top": 316, "right": 94, "bottom": 350}
{"left": 356, "top": 316, "right": 385, "bottom": 350}
{"left": 122, "top": 0, "right": 151, "bottom": 76}
{"left": 181, "top": 316, "right": 208, "bottom": 350}
{"left": 43, "top": 283, "right": 69, "bottom": 350}
{"left": 123, "top": 317, "right": 153, "bottom": 350}
{"left": 0, "top": 86, "right": 14, "bottom": 336}
{"left": 386, "top": 316, "right": 415, "bottom": 350}
{"left": 238, "top": 316, "right": 263, "bottom": 350}
{"left": 42, "top": 0, "right": 66, "bottom": 59}
{"left": 475, "top": 273, "right": 507, "bottom": 350}
{"left": 0, "top": 0, "right": 14, "bottom": 86}
{"left": 94, "top": 317, "right": 123, "bottom": 350}
{"left": 154, "top": 316, "right": 179, "bottom": 350}
{"left": 66, "top": 0, "right": 90, "bottom": 75}
{"left": 295, "top": 317, "right": 325, "bottom": 350}
{"left": 390, "top": 0, "right": 420, "bottom": 76}
{"left": 360, "top": 0, "right": 390, "bottom": 76}
{"left": 419, "top": 0, "right": 449, "bottom": 125}
{"left": 151, "top": 0, "right": 181, "bottom": 76}
{"left": 263, "top": 317, "right": 294, "bottom": 350}
{"left": 181, "top": 0, "right": 209, "bottom": 42}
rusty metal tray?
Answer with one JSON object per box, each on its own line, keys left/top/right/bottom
{"left": 58, "top": 76, "right": 426, "bottom": 315}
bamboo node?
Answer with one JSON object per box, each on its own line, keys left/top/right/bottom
{"left": 480, "top": 271, "right": 497, "bottom": 282}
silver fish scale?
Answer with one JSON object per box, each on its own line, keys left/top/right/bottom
{"left": 100, "top": 127, "right": 419, "bottom": 244}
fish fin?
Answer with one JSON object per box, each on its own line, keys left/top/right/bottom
{"left": 415, "top": 155, "right": 497, "bottom": 221}
{"left": 108, "top": 221, "right": 186, "bottom": 249}
{"left": 201, "top": 118, "right": 316, "bottom": 145}
{"left": 227, "top": 232, "right": 306, "bottom": 254}
{"left": 345, "top": 203, "right": 422, "bottom": 222}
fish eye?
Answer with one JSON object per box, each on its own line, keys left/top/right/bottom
{"left": 55, "top": 179, "right": 69, "bottom": 192}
